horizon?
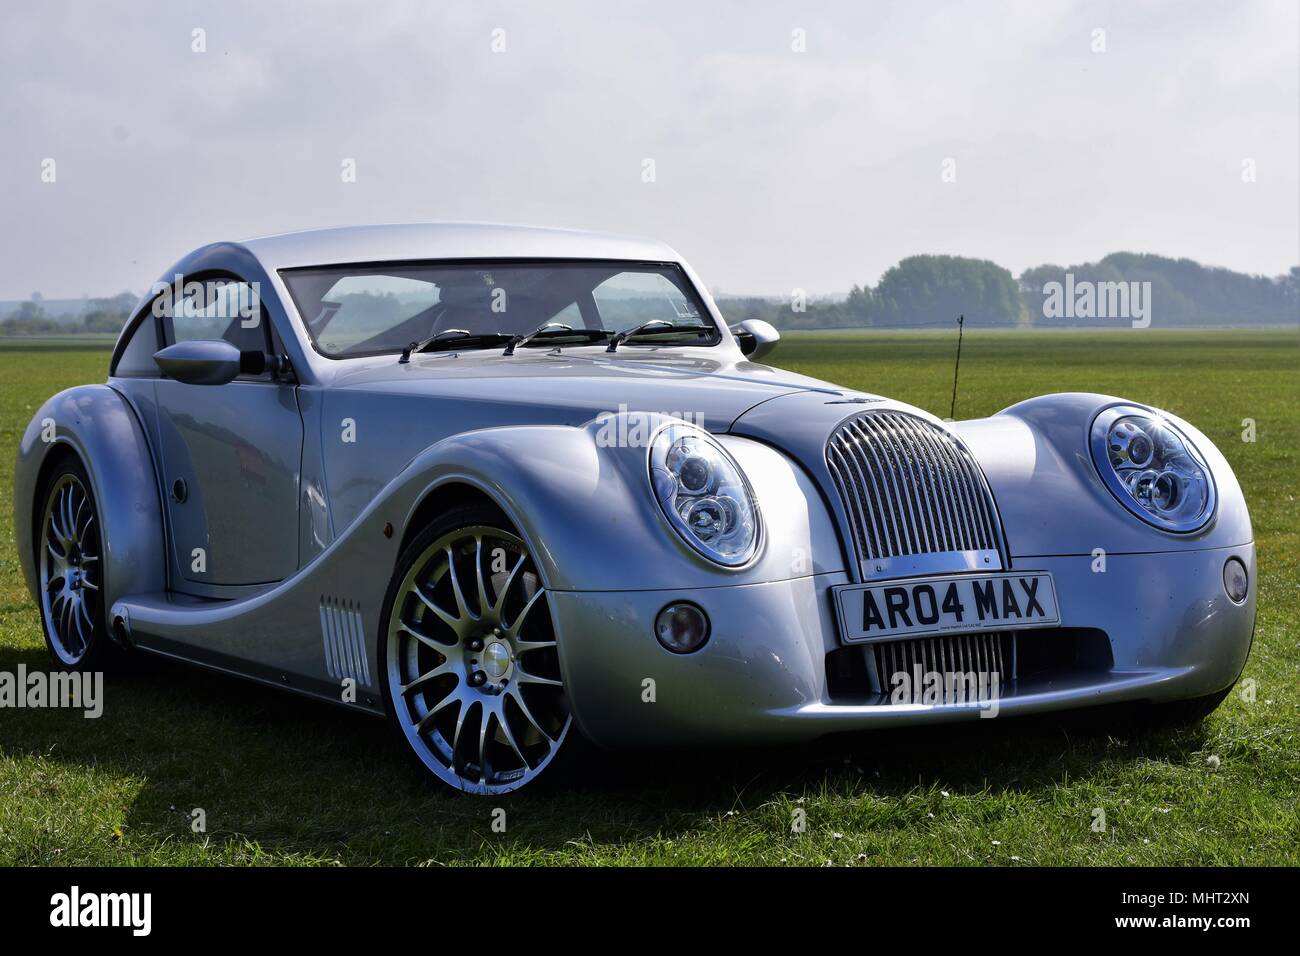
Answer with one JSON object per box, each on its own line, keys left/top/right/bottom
{"left": 3, "top": 245, "right": 1297, "bottom": 307}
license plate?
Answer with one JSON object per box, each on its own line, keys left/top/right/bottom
{"left": 833, "top": 571, "right": 1060, "bottom": 644}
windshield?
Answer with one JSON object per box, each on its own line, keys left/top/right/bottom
{"left": 279, "top": 260, "right": 719, "bottom": 358}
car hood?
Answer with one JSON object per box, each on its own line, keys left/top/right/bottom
{"left": 324, "top": 348, "right": 848, "bottom": 431}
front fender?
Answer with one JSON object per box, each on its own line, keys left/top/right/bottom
{"left": 393, "top": 414, "right": 845, "bottom": 592}
{"left": 14, "top": 385, "right": 168, "bottom": 612}
{"left": 952, "top": 392, "right": 1252, "bottom": 558}
{"left": 105, "top": 413, "right": 843, "bottom": 701}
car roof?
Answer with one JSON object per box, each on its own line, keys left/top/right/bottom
{"left": 238, "top": 222, "right": 681, "bottom": 271}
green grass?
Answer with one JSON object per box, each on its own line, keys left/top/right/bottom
{"left": 0, "top": 334, "right": 118, "bottom": 350}
{"left": 1, "top": 330, "right": 1297, "bottom": 866}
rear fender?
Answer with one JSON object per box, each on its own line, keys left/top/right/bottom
{"left": 14, "top": 385, "right": 167, "bottom": 612}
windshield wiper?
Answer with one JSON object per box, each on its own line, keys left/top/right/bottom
{"left": 400, "top": 328, "right": 467, "bottom": 363}
{"left": 605, "top": 320, "right": 713, "bottom": 352}
{"left": 503, "top": 322, "right": 611, "bottom": 355}
{"left": 399, "top": 329, "right": 513, "bottom": 363}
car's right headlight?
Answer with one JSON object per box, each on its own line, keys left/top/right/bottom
{"left": 1090, "top": 405, "right": 1216, "bottom": 533}
{"left": 648, "top": 421, "right": 760, "bottom": 566}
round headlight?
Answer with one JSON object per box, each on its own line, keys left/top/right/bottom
{"left": 1090, "top": 406, "right": 1216, "bottom": 532}
{"left": 649, "top": 421, "right": 760, "bottom": 566}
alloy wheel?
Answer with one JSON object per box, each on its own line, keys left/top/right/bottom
{"left": 385, "top": 525, "right": 571, "bottom": 794}
{"left": 38, "top": 472, "right": 103, "bottom": 666}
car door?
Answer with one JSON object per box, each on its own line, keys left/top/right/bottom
{"left": 152, "top": 277, "right": 304, "bottom": 587}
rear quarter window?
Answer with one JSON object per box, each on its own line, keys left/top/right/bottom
{"left": 112, "top": 313, "right": 161, "bottom": 376}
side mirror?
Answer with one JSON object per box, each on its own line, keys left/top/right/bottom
{"left": 154, "top": 340, "right": 263, "bottom": 385}
{"left": 729, "top": 319, "right": 780, "bottom": 361}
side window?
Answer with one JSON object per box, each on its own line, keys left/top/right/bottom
{"left": 590, "top": 271, "right": 701, "bottom": 332}
{"left": 113, "top": 313, "right": 161, "bottom": 377}
{"left": 160, "top": 279, "right": 273, "bottom": 380}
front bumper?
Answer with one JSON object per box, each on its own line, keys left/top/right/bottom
{"left": 553, "top": 544, "right": 1256, "bottom": 748}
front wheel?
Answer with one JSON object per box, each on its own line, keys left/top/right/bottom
{"left": 379, "top": 505, "right": 575, "bottom": 794}
{"left": 36, "top": 458, "right": 111, "bottom": 669}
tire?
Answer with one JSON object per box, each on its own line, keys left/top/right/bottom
{"left": 1149, "top": 686, "right": 1234, "bottom": 727}
{"left": 378, "top": 503, "right": 580, "bottom": 795}
{"left": 35, "top": 456, "right": 113, "bottom": 670}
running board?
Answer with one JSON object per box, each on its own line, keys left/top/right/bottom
{"left": 110, "top": 589, "right": 384, "bottom": 711}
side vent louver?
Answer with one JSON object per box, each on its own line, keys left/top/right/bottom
{"left": 320, "top": 596, "right": 372, "bottom": 686}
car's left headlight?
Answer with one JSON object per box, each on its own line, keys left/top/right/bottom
{"left": 1090, "top": 405, "right": 1216, "bottom": 532}
{"left": 648, "top": 421, "right": 760, "bottom": 566}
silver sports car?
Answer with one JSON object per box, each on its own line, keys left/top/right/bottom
{"left": 15, "top": 223, "right": 1255, "bottom": 794}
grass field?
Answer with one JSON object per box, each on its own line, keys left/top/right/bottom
{"left": 1, "top": 329, "right": 1296, "bottom": 866}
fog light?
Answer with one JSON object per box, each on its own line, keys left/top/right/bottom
{"left": 1223, "top": 557, "right": 1249, "bottom": 604}
{"left": 655, "top": 602, "right": 710, "bottom": 654}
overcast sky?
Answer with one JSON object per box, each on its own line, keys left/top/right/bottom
{"left": 1, "top": 0, "right": 1297, "bottom": 299}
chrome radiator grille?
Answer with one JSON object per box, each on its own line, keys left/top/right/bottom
{"left": 826, "top": 411, "right": 1004, "bottom": 568}
{"left": 872, "top": 632, "right": 1014, "bottom": 702}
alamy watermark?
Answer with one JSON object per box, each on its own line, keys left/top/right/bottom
{"left": 595, "top": 404, "right": 704, "bottom": 447}
{"left": 1041, "top": 273, "right": 1152, "bottom": 328}
{"left": 0, "top": 665, "right": 103, "bottom": 718}
{"left": 150, "top": 274, "right": 261, "bottom": 326}
{"left": 50, "top": 886, "right": 150, "bottom": 936}
{"left": 887, "top": 666, "right": 1001, "bottom": 717}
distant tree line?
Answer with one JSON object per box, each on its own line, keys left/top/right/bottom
{"left": 5, "top": 253, "right": 1298, "bottom": 336}
{"left": 722, "top": 253, "right": 1299, "bottom": 330}
{"left": 0, "top": 292, "right": 136, "bottom": 336}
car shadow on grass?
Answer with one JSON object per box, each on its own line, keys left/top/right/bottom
{"left": 0, "top": 639, "right": 1212, "bottom": 864}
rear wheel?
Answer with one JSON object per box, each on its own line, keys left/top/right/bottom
{"left": 36, "top": 458, "right": 110, "bottom": 669}
{"left": 380, "top": 505, "right": 574, "bottom": 794}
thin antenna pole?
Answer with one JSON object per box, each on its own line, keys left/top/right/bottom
{"left": 948, "top": 314, "right": 964, "bottom": 420}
